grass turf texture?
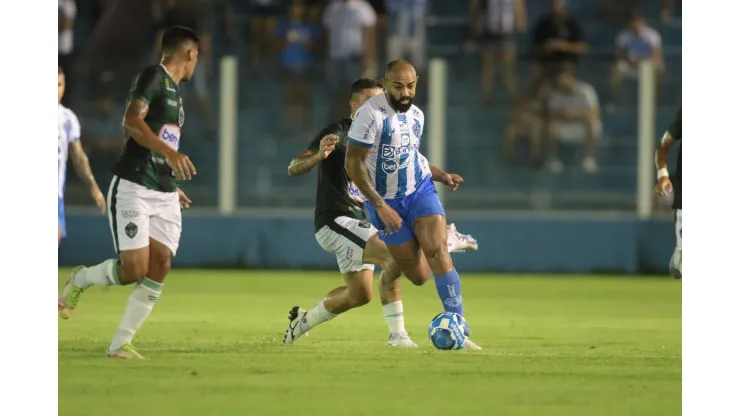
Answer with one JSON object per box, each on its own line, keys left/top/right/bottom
{"left": 58, "top": 269, "right": 681, "bottom": 416}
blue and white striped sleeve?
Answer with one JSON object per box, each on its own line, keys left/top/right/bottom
{"left": 347, "top": 105, "right": 380, "bottom": 149}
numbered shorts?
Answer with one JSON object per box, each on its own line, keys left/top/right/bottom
{"left": 107, "top": 176, "right": 182, "bottom": 256}
{"left": 675, "top": 209, "right": 682, "bottom": 251}
{"left": 364, "top": 176, "right": 446, "bottom": 246}
{"left": 315, "top": 216, "right": 377, "bottom": 274}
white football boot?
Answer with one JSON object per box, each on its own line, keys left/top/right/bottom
{"left": 461, "top": 338, "right": 483, "bottom": 350}
{"left": 283, "top": 306, "right": 308, "bottom": 344}
{"left": 388, "top": 331, "right": 419, "bottom": 348}
{"left": 447, "top": 223, "right": 479, "bottom": 253}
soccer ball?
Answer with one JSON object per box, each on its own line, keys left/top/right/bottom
{"left": 428, "top": 312, "right": 469, "bottom": 350}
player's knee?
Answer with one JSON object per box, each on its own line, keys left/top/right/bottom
{"left": 348, "top": 285, "right": 373, "bottom": 307}
{"left": 423, "top": 244, "right": 451, "bottom": 266}
{"left": 405, "top": 272, "right": 429, "bottom": 286}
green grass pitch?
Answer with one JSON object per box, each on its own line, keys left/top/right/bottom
{"left": 58, "top": 269, "right": 681, "bottom": 416}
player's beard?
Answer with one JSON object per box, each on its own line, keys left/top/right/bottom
{"left": 387, "top": 94, "right": 414, "bottom": 113}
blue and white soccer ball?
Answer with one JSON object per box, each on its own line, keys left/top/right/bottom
{"left": 428, "top": 312, "right": 469, "bottom": 350}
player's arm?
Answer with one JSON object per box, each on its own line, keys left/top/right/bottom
{"left": 123, "top": 68, "right": 195, "bottom": 180}
{"left": 345, "top": 109, "right": 384, "bottom": 208}
{"left": 122, "top": 73, "right": 177, "bottom": 157}
{"left": 346, "top": 109, "right": 403, "bottom": 232}
{"left": 287, "top": 125, "right": 340, "bottom": 177}
{"left": 346, "top": 144, "right": 384, "bottom": 207}
{"left": 69, "top": 142, "right": 99, "bottom": 190}
{"left": 654, "top": 110, "right": 681, "bottom": 195}
{"left": 67, "top": 114, "right": 106, "bottom": 213}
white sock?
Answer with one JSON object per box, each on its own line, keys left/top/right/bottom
{"left": 109, "top": 278, "right": 162, "bottom": 352}
{"left": 298, "top": 300, "right": 337, "bottom": 335}
{"left": 382, "top": 301, "right": 406, "bottom": 335}
{"left": 75, "top": 259, "right": 119, "bottom": 289}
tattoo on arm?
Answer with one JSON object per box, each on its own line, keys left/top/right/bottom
{"left": 345, "top": 144, "right": 384, "bottom": 208}
{"left": 70, "top": 142, "right": 98, "bottom": 189}
{"left": 288, "top": 149, "right": 321, "bottom": 177}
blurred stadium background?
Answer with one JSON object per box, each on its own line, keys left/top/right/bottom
{"left": 58, "top": 0, "right": 682, "bottom": 274}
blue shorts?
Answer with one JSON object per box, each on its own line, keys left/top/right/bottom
{"left": 364, "top": 176, "right": 446, "bottom": 246}
{"left": 58, "top": 197, "right": 67, "bottom": 238}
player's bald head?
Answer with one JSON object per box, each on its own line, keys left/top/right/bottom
{"left": 385, "top": 60, "right": 417, "bottom": 81}
{"left": 382, "top": 60, "right": 418, "bottom": 113}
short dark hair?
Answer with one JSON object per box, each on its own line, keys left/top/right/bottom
{"left": 58, "top": 66, "right": 64, "bottom": 76}
{"left": 161, "top": 26, "right": 199, "bottom": 53}
{"left": 350, "top": 78, "right": 383, "bottom": 99}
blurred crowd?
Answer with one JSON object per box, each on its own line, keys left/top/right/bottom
{"left": 60, "top": 0, "right": 681, "bottom": 209}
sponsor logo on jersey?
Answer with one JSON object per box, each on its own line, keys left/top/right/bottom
{"left": 178, "top": 106, "right": 185, "bottom": 127}
{"left": 158, "top": 124, "right": 181, "bottom": 150}
{"left": 347, "top": 182, "right": 366, "bottom": 203}
{"left": 381, "top": 142, "right": 419, "bottom": 159}
{"left": 167, "top": 99, "right": 178, "bottom": 107}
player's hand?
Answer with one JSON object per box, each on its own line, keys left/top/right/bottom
{"left": 442, "top": 173, "right": 464, "bottom": 191}
{"left": 177, "top": 188, "right": 192, "bottom": 209}
{"left": 377, "top": 203, "right": 403, "bottom": 234}
{"left": 166, "top": 151, "right": 197, "bottom": 181}
{"left": 91, "top": 186, "right": 106, "bottom": 214}
{"left": 319, "top": 134, "right": 340, "bottom": 159}
{"left": 654, "top": 177, "right": 673, "bottom": 196}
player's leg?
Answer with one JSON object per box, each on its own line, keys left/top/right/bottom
{"left": 409, "top": 178, "right": 481, "bottom": 349}
{"left": 59, "top": 177, "right": 151, "bottom": 319}
{"left": 669, "top": 209, "right": 682, "bottom": 279}
{"left": 107, "top": 190, "right": 182, "bottom": 359}
{"left": 360, "top": 235, "right": 417, "bottom": 347}
{"left": 284, "top": 268, "right": 374, "bottom": 344}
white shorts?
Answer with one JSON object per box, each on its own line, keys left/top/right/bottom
{"left": 675, "top": 209, "right": 682, "bottom": 251}
{"left": 106, "top": 176, "right": 182, "bottom": 256}
{"left": 315, "top": 216, "right": 377, "bottom": 274}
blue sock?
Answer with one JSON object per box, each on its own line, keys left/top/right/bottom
{"left": 434, "top": 268, "right": 464, "bottom": 316}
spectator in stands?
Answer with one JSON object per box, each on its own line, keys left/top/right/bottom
{"left": 385, "top": 0, "right": 428, "bottom": 75}
{"left": 502, "top": 93, "right": 545, "bottom": 168}
{"left": 608, "top": 13, "right": 664, "bottom": 108}
{"left": 58, "top": 0, "right": 77, "bottom": 107}
{"left": 661, "top": 0, "right": 678, "bottom": 23}
{"left": 468, "top": 0, "right": 527, "bottom": 105}
{"left": 531, "top": 0, "right": 587, "bottom": 90}
{"left": 277, "top": 1, "right": 320, "bottom": 137}
{"left": 323, "top": 0, "right": 378, "bottom": 120}
{"left": 544, "top": 67, "right": 601, "bottom": 174}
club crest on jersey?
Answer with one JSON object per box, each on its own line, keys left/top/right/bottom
{"left": 412, "top": 119, "right": 422, "bottom": 138}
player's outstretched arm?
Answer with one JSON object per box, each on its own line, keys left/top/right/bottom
{"left": 69, "top": 141, "right": 106, "bottom": 213}
{"left": 288, "top": 134, "right": 339, "bottom": 177}
{"left": 429, "top": 163, "right": 464, "bottom": 191}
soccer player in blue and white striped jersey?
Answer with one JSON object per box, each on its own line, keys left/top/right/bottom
{"left": 345, "top": 60, "right": 482, "bottom": 350}
{"left": 58, "top": 66, "right": 106, "bottom": 246}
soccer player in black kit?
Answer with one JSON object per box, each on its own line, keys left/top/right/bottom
{"left": 655, "top": 108, "right": 681, "bottom": 279}
{"left": 284, "top": 78, "right": 478, "bottom": 347}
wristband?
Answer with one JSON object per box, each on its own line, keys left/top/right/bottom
{"left": 657, "top": 168, "right": 669, "bottom": 180}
